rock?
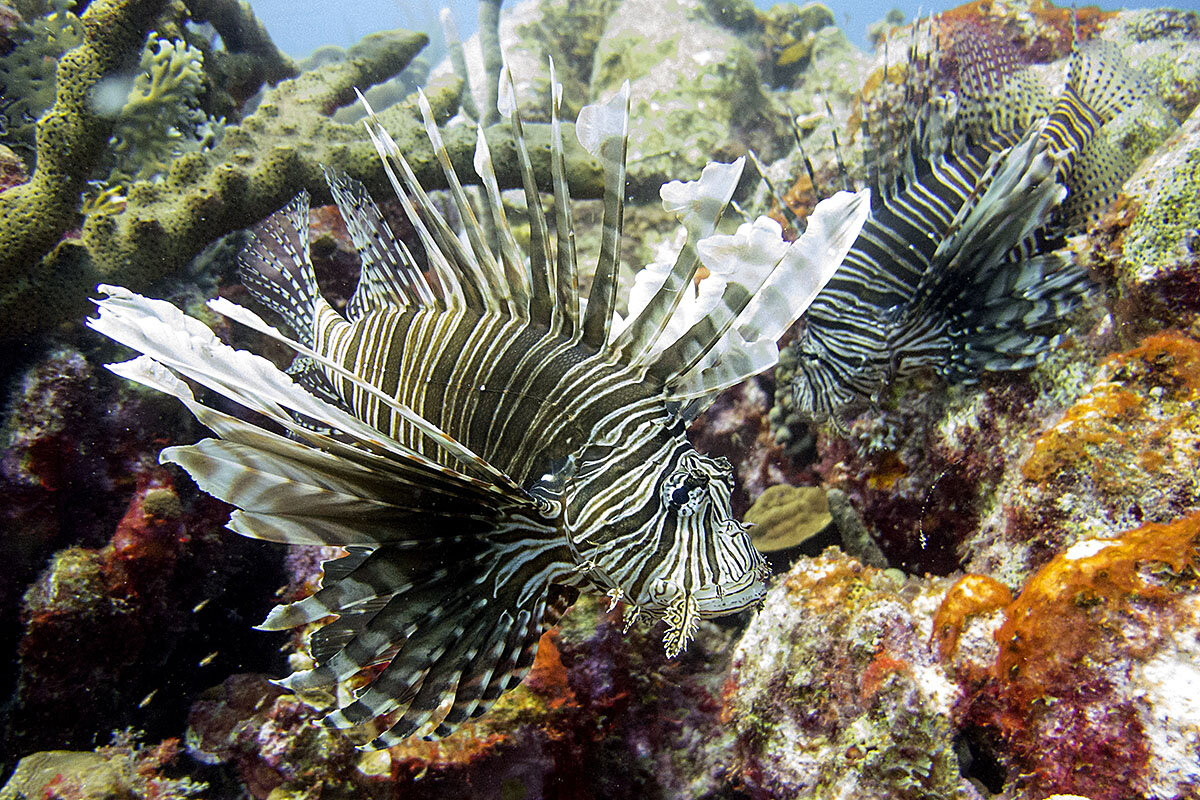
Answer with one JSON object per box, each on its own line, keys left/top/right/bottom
{"left": 1095, "top": 103, "right": 1200, "bottom": 332}
{"left": 590, "top": 0, "right": 775, "bottom": 191}
{"left": 0, "top": 736, "right": 204, "bottom": 800}
{"left": 727, "top": 549, "right": 983, "bottom": 799}
{"left": 962, "top": 513, "right": 1200, "bottom": 800}
{"left": 0, "top": 751, "right": 127, "bottom": 800}
{"left": 966, "top": 331, "right": 1200, "bottom": 582}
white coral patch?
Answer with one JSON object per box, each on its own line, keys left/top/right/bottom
{"left": 1135, "top": 594, "right": 1200, "bottom": 798}
{"left": 1062, "top": 537, "right": 1119, "bottom": 560}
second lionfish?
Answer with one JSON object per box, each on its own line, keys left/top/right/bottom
{"left": 776, "top": 31, "right": 1156, "bottom": 426}
{"left": 88, "top": 70, "right": 870, "bottom": 747}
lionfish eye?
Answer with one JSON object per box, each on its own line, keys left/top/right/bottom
{"left": 669, "top": 486, "right": 691, "bottom": 506}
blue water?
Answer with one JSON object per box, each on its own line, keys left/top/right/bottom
{"left": 247, "top": 0, "right": 1200, "bottom": 61}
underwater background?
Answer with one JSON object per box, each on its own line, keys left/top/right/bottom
{"left": 1, "top": 0, "right": 1200, "bottom": 797}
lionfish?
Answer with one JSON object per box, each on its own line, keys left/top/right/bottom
{"left": 88, "top": 70, "right": 870, "bottom": 747}
{"left": 777, "top": 32, "right": 1151, "bottom": 424}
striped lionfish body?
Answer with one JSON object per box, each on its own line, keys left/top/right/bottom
{"left": 780, "top": 35, "right": 1152, "bottom": 423}
{"left": 89, "top": 69, "right": 870, "bottom": 747}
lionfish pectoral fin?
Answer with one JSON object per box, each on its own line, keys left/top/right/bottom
{"left": 610, "top": 158, "right": 745, "bottom": 364}
{"left": 271, "top": 536, "right": 577, "bottom": 748}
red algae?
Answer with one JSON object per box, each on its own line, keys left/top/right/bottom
{"left": 956, "top": 513, "right": 1200, "bottom": 799}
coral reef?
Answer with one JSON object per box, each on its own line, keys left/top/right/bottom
{"left": 184, "top": 596, "right": 743, "bottom": 799}
{"left": 0, "top": 0, "right": 85, "bottom": 149}
{"left": 759, "top": 2, "right": 837, "bottom": 86}
{"left": 0, "top": 732, "right": 205, "bottom": 800}
{"left": 2, "top": 0, "right": 1200, "bottom": 797}
{"left": 727, "top": 549, "right": 976, "bottom": 799}
{"left": 961, "top": 513, "right": 1200, "bottom": 800}
{"left": 590, "top": 0, "right": 778, "bottom": 191}
{"left": 0, "top": 0, "right": 168, "bottom": 336}
{"left": 101, "top": 32, "right": 221, "bottom": 185}
{"left": 961, "top": 330, "right": 1200, "bottom": 583}
{"left": 7, "top": 466, "right": 276, "bottom": 753}
{"left": 727, "top": 522, "right": 1200, "bottom": 800}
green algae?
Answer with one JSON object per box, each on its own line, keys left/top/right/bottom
{"left": 1123, "top": 145, "right": 1200, "bottom": 280}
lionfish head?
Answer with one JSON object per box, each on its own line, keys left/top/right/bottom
{"left": 563, "top": 439, "right": 769, "bottom": 657}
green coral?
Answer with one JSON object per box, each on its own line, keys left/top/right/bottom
{"left": 0, "top": 0, "right": 169, "bottom": 331}
{"left": 512, "top": 0, "right": 620, "bottom": 115}
{"left": 0, "top": 14, "right": 606, "bottom": 339}
{"left": 0, "top": 3, "right": 223, "bottom": 184}
{"left": 104, "top": 32, "right": 222, "bottom": 184}
{"left": 743, "top": 483, "right": 832, "bottom": 552}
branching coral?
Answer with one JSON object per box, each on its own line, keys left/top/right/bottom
{"left": 103, "top": 32, "right": 221, "bottom": 184}
{"left": 0, "top": 0, "right": 84, "bottom": 149}
{"left": 0, "top": 0, "right": 168, "bottom": 335}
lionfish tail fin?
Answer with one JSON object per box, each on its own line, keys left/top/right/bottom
{"left": 1059, "top": 41, "right": 1151, "bottom": 133}
{"left": 239, "top": 191, "right": 322, "bottom": 348}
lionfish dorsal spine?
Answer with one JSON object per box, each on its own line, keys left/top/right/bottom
{"left": 497, "top": 65, "right": 556, "bottom": 329}
{"left": 547, "top": 58, "right": 581, "bottom": 338}
{"left": 578, "top": 78, "right": 630, "bottom": 349}
{"left": 416, "top": 89, "right": 514, "bottom": 315}
{"left": 356, "top": 89, "right": 465, "bottom": 311}
{"left": 471, "top": 125, "right": 532, "bottom": 319}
